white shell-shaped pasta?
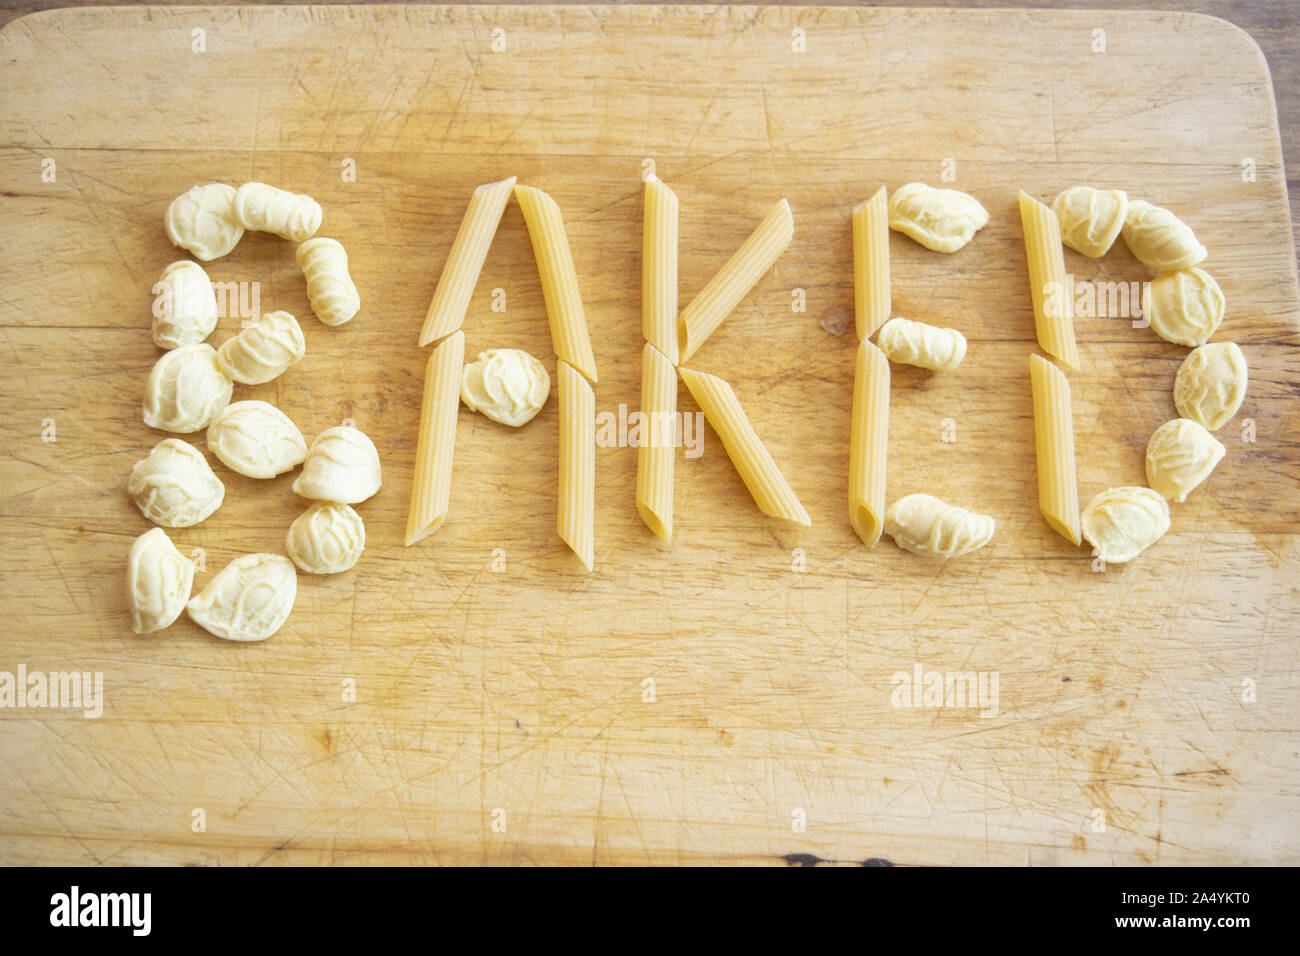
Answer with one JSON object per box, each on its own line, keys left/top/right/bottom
{"left": 1145, "top": 419, "right": 1225, "bottom": 502}
{"left": 1174, "top": 342, "right": 1248, "bottom": 432}
{"left": 286, "top": 502, "right": 366, "bottom": 574}
{"left": 128, "top": 438, "right": 225, "bottom": 527}
{"left": 127, "top": 528, "right": 195, "bottom": 634}
{"left": 1051, "top": 186, "right": 1127, "bottom": 257}
{"left": 876, "top": 317, "right": 967, "bottom": 371}
{"left": 1081, "top": 486, "right": 1170, "bottom": 564}
{"left": 460, "top": 349, "right": 551, "bottom": 426}
{"left": 233, "top": 182, "right": 322, "bottom": 241}
{"left": 884, "top": 493, "right": 995, "bottom": 558}
{"left": 164, "top": 183, "right": 244, "bottom": 261}
{"left": 186, "top": 553, "right": 297, "bottom": 642}
{"left": 292, "top": 425, "right": 382, "bottom": 504}
{"left": 206, "top": 400, "right": 308, "bottom": 479}
{"left": 887, "top": 183, "right": 989, "bottom": 253}
{"left": 143, "top": 343, "right": 233, "bottom": 433}
{"left": 216, "top": 310, "right": 306, "bottom": 384}
{"left": 296, "top": 237, "right": 360, "bottom": 327}
{"left": 1142, "top": 267, "right": 1225, "bottom": 348}
{"left": 152, "top": 261, "right": 219, "bottom": 349}
{"left": 1122, "top": 200, "right": 1207, "bottom": 271}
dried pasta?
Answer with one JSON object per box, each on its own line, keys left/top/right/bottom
{"left": 643, "top": 174, "right": 680, "bottom": 364}
{"left": 557, "top": 361, "right": 596, "bottom": 570}
{"left": 1019, "top": 191, "right": 1079, "bottom": 370}
{"left": 877, "top": 316, "right": 966, "bottom": 371}
{"left": 678, "top": 367, "right": 810, "bottom": 525}
{"left": 884, "top": 493, "right": 995, "bottom": 558}
{"left": 1081, "top": 487, "right": 1170, "bottom": 564}
{"left": 853, "top": 186, "right": 891, "bottom": 339}
{"left": 297, "top": 237, "right": 361, "bottom": 327}
{"left": 636, "top": 343, "right": 676, "bottom": 542}
{"left": 678, "top": 199, "right": 794, "bottom": 363}
{"left": 848, "top": 340, "right": 889, "bottom": 547}
{"left": 405, "top": 330, "right": 465, "bottom": 545}
{"left": 419, "top": 176, "right": 516, "bottom": 346}
{"left": 232, "top": 182, "right": 321, "bottom": 242}
{"left": 1029, "top": 354, "right": 1082, "bottom": 545}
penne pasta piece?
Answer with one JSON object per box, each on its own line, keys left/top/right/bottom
{"left": 636, "top": 343, "right": 677, "bottom": 542}
{"left": 848, "top": 340, "right": 890, "bottom": 547}
{"left": 678, "top": 199, "right": 794, "bottom": 363}
{"left": 1029, "top": 354, "right": 1082, "bottom": 546}
{"left": 1019, "top": 192, "right": 1079, "bottom": 370}
{"left": 643, "top": 174, "right": 680, "bottom": 365}
{"left": 516, "top": 185, "right": 598, "bottom": 383}
{"left": 557, "top": 361, "right": 596, "bottom": 570}
{"left": 678, "top": 367, "right": 810, "bottom": 525}
{"left": 419, "top": 176, "right": 516, "bottom": 346}
{"left": 405, "top": 330, "right": 465, "bottom": 546}
{"left": 853, "top": 187, "right": 891, "bottom": 340}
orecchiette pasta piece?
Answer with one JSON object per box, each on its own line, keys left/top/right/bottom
{"left": 887, "top": 183, "right": 989, "bottom": 253}
{"left": 884, "top": 493, "right": 995, "bottom": 558}
{"left": 1081, "top": 486, "right": 1170, "bottom": 564}
{"left": 186, "top": 553, "right": 297, "bottom": 642}
{"left": 292, "top": 425, "right": 383, "bottom": 504}
{"left": 1051, "top": 186, "right": 1127, "bottom": 257}
{"left": 876, "top": 316, "right": 967, "bottom": 371}
{"left": 127, "top": 528, "right": 195, "bottom": 634}
{"left": 127, "top": 438, "right": 225, "bottom": 527}
{"left": 296, "top": 238, "right": 360, "bottom": 327}
{"left": 206, "top": 401, "right": 308, "bottom": 479}
{"left": 164, "top": 183, "right": 244, "bottom": 261}
{"left": 1142, "top": 267, "right": 1225, "bottom": 348}
{"left": 1174, "top": 342, "right": 1247, "bottom": 431}
{"left": 286, "top": 502, "right": 366, "bottom": 574}
{"left": 233, "top": 182, "right": 322, "bottom": 241}
{"left": 1121, "top": 200, "right": 1207, "bottom": 271}
{"left": 152, "top": 261, "right": 219, "bottom": 349}
{"left": 142, "top": 343, "right": 233, "bottom": 433}
{"left": 216, "top": 310, "right": 306, "bottom": 384}
{"left": 1145, "top": 419, "right": 1225, "bottom": 502}
{"left": 461, "top": 349, "right": 551, "bottom": 426}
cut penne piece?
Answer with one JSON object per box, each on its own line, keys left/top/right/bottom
{"left": 678, "top": 199, "right": 793, "bottom": 363}
{"left": 853, "top": 186, "right": 890, "bottom": 340}
{"left": 557, "top": 361, "right": 596, "bottom": 570}
{"left": 678, "top": 367, "right": 809, "bottom": 525}
{"left": 1029, "top": 354, "right": 1081, "bottom": 546}
{"left": 419, "top": 177, "right": 515, "bottom": 346}
{"left": 1019, "top": 191, "right": 1079, "bottom": 369}
{"left": 643, "top": 174, "right": 680, "bottom": 365}
{"left": 849, "top": 340, "right": 889, "bottom": 546}
{"left": 516, "top": 185, "right": 598, "bottom": 384}
{"left": 405, "top": 330, "right": 465, "bottom": 545}
{"left": 636, "top": 343, "right": 676, "bottom": 542}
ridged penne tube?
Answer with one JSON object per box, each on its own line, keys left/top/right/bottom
{"left": 678, "top": 199, "right": 794, "bottom": 363}
{"left": 419, "top": 176, "right": 516, "bottom": 346}
{"left": 853, "top": 187, "right": 890, "bottom": 340}
{"left": 557, "top": 361, "right": 596, "bottom": 570}
{"left": 516, "top": 185, "right": 598, "bottom": 383}
{"left": 297, "top": 238, "right": 360, "bottom": 327}
{"left": 642, "top": 175, "right": 680, "bottom": 364}
{"left": 232, "top": 182, "right": 322, "bottom": 241}
{"left": 849, "top": 340, "right": 889, "bottom": 547}
{"left": 636, "top": 343, "right": 676, "bottom": 542}
{"left": 1029, "top": 354, "right": 1081, "bottom": 545}
{"left": 405, "top": 330, "right": 465, "bottom": 546}
{"left": 1019, "top": 192, "right": 1079, "bottom": 370}
{"left": 678, "top": 367, "right": 810, "bottom": 525}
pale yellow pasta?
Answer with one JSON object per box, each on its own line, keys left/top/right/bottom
{"left": 405, "top": 330, "right": 465, "bottom": 546}
{"left": 558, "top": 361, "right": 596, "bottom": 570}
{"left": 1142, "top": 267, "right": 1225, "bottom": 348}
{"left": 1145, "top": 418, "right": 1225, "bottom": 502}
{"left": 848, "top": 340, "right": 889, "bottom": 547}
{"left": 1173, "top": 342, "right": 1248, "bottom": 431}
{"left": 643, "top": 174, "right": 680, "bottom": 364}
{"left": 297, "top": 237, "right": 360, "bottom": 327}
{"left": 678, "top": 367, "right": 810, "bottom": 525}
{"left": 1122, "top": 200, "right": 1206, "bottom": 272}
{"left": 678, "top": 199, "right": 794, "bottom": 363}
{"left": 1081, "top": 486, "right": 1170, "bottom": 564}
{"left": 1029, "top": 354, "right": 1082, "bottom": 545}
{"left": 232, "top": 182, "right": 321, "bottom": 241}
{"left": 636, "top": 343, "right": 676, "bottom": 542}
{"left": 1051, "top": 186, "right": 1127, "bottom": 258}
{"left": 877, "top": 316, "right": 966, "bottom": 371}
{"left": 853, "top": 186, "right": 890, "bottom": 340}
{"left": 216, "top": 310, "right": 306, "bottom": 384}
{"left": 419, "top": 176, "right": 516, "bottom": 346}
{"left": 1019, "top": 191, "right": 1079, "bottom": 370}
{"left": 884, "top": 493, "right": 995, "bottom": 558}
{"left": 515, "top": 185, "right": 598, "bottom": 383}
{"left": 887, "top": 183, "right": 988, "bottom": 253}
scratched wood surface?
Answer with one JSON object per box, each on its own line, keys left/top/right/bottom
{"left": 0, "top": 5, "right": 1297, "bottom": 866}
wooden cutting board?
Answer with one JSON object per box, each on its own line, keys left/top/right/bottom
{"left": 1, "top": 4, "right": 1297, "bottom": 866}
